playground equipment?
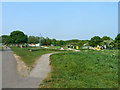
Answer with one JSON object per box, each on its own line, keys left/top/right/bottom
{"left": 96, "top": 47, "right": 101, "bottom": 50}
{"left": 69, "top": 45, "right": 103, "bottom": 50}
{"left": 76, "top": 46, "right": 79, "bottom": 49}
{"left": 96, "top": 45, "right": 102, "bottom": 50}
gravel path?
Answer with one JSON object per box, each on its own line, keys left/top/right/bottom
{"left": 2, "top": 47, "right": 56, "bottom": 88}
{"left": 30, "top": 53, "right": 57, "bottom": 78}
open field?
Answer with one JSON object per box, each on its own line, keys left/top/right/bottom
{"left": 39, "top": 50, "right": 118, "bottom": 88}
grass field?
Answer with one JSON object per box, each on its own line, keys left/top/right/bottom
{"left": 11, "top": 46, "right": 64, "bottom": 67}
{"left": 39, "top": 50, "right": 118, "bottom": 88}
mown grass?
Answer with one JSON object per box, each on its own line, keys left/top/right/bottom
{"left": 10, "top": 46, "right": 64, "bottom": 67}
{"left": 39, "top": 50, "right": 118, "bottom": 88}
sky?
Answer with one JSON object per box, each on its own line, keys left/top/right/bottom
{"left": 2, "top": 2, "right": 118, "bottom": 40}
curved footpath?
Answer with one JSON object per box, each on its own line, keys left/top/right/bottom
{"left": 2, "top": 47, "right": 56, "bottom": 88}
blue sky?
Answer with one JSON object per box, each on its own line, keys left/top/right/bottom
{"left": 2, "top": 2, "right": 118, "bottom": 40}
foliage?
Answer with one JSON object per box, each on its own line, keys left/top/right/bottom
{"left": 10, "top": 31, "right": 28, "bottom": 44}
{"left": 1, "top": 35, "right": 12, "bottom": 44}
{"left": 59, "top": 40, "right": 64, "bottom": 46}
{"left": 65, "top": 39, "right": 88, "bottom": 46}
{"left": 52, "top": 39, "right": 57, "bottom": 46}
{"left": 103, "top": 40, "right": 115, "bottom": 48}
{"left": 114, "top": 33, "right": 120, "bottom": 43}
{"left": 39, "top": 50, "right": 118, "bottom": 88}
{"left": 28, "top": 36, "right": 39, "bottom": 44}
{"left": 114, "top": 33, "right": 120, "bottom": 49}
{"left": 41, "top": 37, "right": 52, "bottom": 46}
{"left": 46, "top": 37, "right": 52, "bottom": 45}
{"left": 89, "top": 36, "right": 102, "bottom": 47}
{"left": 102, "top": 36, "right": 111, "bottom": 41}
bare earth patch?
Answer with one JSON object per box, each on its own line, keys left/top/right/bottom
{"left": 13, "top": 54, "right": 31, "bottom": 77}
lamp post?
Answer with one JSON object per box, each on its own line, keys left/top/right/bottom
{"left": 39, "top": 33, "right": 42, "bottom": 48}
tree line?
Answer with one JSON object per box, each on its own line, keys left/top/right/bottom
{"left": 0, "top": 30, "right": 120, "bottom": 48}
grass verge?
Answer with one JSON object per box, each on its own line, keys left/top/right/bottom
{"left": 0, "top": 45, "right": 3, "bottom": 50}
{"left": 10, "top": 46, "right": 64, "bottom": 68}
{"left": 39, "top": 50, "right": 118, "bottom": 88}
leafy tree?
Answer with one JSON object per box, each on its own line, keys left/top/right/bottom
{"left": 109, "top": 41, "right": 115, "bottom": 48}
{"left": 60, "top": 40, "right": 64, "bottom": 46}
{"left": 28, "top": 36, "right": 39, "bottom": 44}
{"left": 46, "top": 37, "right": 51, "bottom": 45}
{"left": 89, "top": 36, "right": 102, "bottom": 47}
{"left": 2, "top": 35, "right": 12, "bottom": 44}
{"left": 56, "top": 41, "right": 60, "bottom": 46}
{"left": 115, "top": 33, "right": 120, "bottom": 43}
{"left": 52, "top": 39, "right": 57, "bottom": 46}
{"left": 114, "top": 33, "right": 120, "bottom": 49}
{"left": 10, "top": 31, "right": 27, "bottom": 44}
{"left": 103, "top": 40, "right": 115, "bottom": 48}
{"left": 78, "top": 41, "right": 84, "bottom": 46}
{"left": 39, "top": 37, "right": 44, "bottom": 45}
{"left": 41, "top": 38, "right": 47, "bottom": 45}
{"left": 102, "top": 36, "right": 111, "bottom": 41}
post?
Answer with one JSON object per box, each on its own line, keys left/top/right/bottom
{"left": 39, "top": 33, "right": 42, "bottom": 48}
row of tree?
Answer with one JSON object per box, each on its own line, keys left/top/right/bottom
{"left": 28, "top": 36, "right": 65, "bottom": 46}
{"left": 0, "top": 30, "right": 120, "bottom": 48}
{"left": 0, "top": 31, "right": 65, "bottom": 46}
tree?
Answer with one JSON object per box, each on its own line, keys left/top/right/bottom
{"left": 60, "top": 40, "right": 64, "bottom": 46}
{"left": 28, "top": 36, "right": 39, "bottom": 44}
{"left": 2, "top": 35, "right": 12, "bottom": 44}
{"left": 10, "top": 31, "right": 28, "bottom": 44}
{"left": 114, "top": 33, "right": 120, "bottom": 49}
{"left": 115, "top": 33, "right": 120, "bottom": 43}
{"left": 46, "top": 37, "right": 51, "bottom": 45}
{"left": 41, "top": 38, "right": 47, "bottom": 45}
{"left": 103, "top": 40, "right": 115, "bottom": 48}
{"left": 52, "top": 39, "right": 57, "bottom": 46}
{"left": 102, "top": 36, "right": 111, "bottom": 41}
{"left": 89, "top": 36, "right": 102, "bottom": 47}
{"left": 78, "top": 41, "right": 84, "bottom": 46}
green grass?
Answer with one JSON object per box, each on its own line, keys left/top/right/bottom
{"left": 10, "top": 46, "right": 64, "bottom": 67}
{"left": 39, "top": 50, "right": 118, "bottom": 88}
{"left": 0, "top": 45, "right": 3, "bottom": 50}
{"left": 42, "top": 46, "right": 68, "bottom": 50}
